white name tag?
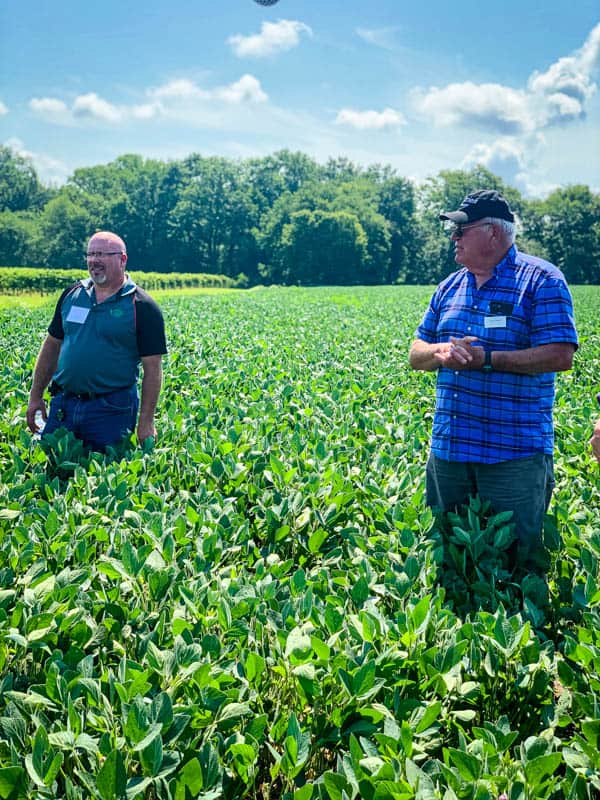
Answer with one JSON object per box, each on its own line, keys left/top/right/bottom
{"left": 66, "top": 305, "right": 90, "bottom": 324}
{"left": 484, "top": 315, "right": 507, "bottom": 329}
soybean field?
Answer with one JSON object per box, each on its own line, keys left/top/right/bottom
{"left": 0, "top": 285, "right": 599, "bottom": 800}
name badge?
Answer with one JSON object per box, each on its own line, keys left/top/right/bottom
{"left": 484, "top": 315, "right": 506, "bottom": 329}
{"left": 66, "top": 306, "right": 90, "bottom": 324}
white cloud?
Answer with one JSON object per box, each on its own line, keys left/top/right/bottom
{"left": 73, "top": 93, "right": 122, "bottom": 123}
{"left": 29, "top": 97, "right": 71, "bottom": 123}
{"left": 461, "top": 137, "right": 528, "bottom": 183}
{"left": 414, "top": 23, "right": 600, "bottom": 135}
{"left": 131, "top": 103, "right": 159, "bottom": 120}
{"left": 527, "top": 22, "right": 600, "bottom": 125}
{"left": 0, "top": 100, "right": 7, "bottom": 115}
{"left": 412, "top": 82, "right": 531, "bottom": 134}
{"left": 30, "top": 94, "right": 123, "bottom": 124}
{"left": 335, "top": 107, "right": 406, "bottom": 130}
{"left": 216, "top": 74, "right": 267, "bottom": 104}
{"left": 229, "top": 19, "right": 312, "bottom": 58}
{"left": 150, "top": 78, "right": 210, "bottom": 101}
{"left": 27, "top": 75, "right": 269, "bottom": 128}
{"left": 529, "top": 22, "right": 600, "bottom": 100}
{"left": 144, "top": 75, "right": 268, "bottom": 120}
{"left": 356, "top": 26, "right": 399, "bottom": 51}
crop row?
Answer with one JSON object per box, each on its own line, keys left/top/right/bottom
{"left": 0, "top": 268, "right": 238, "bottom": 295}
{"left": 0, "top": 286, "right": 598, "bottom": 799}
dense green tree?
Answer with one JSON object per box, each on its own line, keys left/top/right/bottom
{"left": 375, "top": 176, "right": 418, "bottom": 283}
{"left": 0, "top": 211, "right": 38, "bottom": 266}
{"left": 38, "top": 188, "right": 102, "bottom": 268}
{"left": 327, "top": 179, "right": 391, "bottom": 284}
{"left": 524, "top": 185, "right": 600, "bottom": 284}
{"left": 71, "top": 155, "right": 170, "bottom": 270}
{"left": 322, "top": 156, "right": 361, "bottom": 183}
{"left": 0, "top": 146, "right": 50, "bottom": 213}
{"left": 279, "top": 209, "right": 368, "bottom": 285}
{"left": 169, "top": 157, "right": 256, "bottom": 277}
{"left": 257, "top": 178, "right": 391, "bottom": 285}
{"left": 0, "top": 148, "right": 598, "bottom": 285}
{"left": 152, "top": 162, "right": 189, "bottom": 272}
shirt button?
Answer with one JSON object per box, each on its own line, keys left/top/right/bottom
{"left": 455, "top": 371, "right": 459, "bottom": 375}
{"left": 453, "top": 393, "right": 458, "bottom": 398}
{"left": 473, "top": 305, "right": 478, "bottom": 309}
{"left": 453, "top": 415, "right": 457, "bottom": 419}
{"left": 467, "top": 327, "right": 471, "bottom": 331}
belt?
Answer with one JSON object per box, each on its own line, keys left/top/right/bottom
{"left": 49, "top": 381, "right": 132, "bottom": 401}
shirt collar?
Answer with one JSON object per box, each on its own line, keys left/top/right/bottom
{"left": 80, "top": 273, "right": 137, "bottom": 298}
{"left": 494, "top": 244, "right": 517, "bottom": 276}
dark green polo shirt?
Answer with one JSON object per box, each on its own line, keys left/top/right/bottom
{"left": 48, "top": 277, "right": 167, "bottom": 395}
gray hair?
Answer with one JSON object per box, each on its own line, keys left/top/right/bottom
{"left": 487, "top": 216, "right": 517, "bottom": 244}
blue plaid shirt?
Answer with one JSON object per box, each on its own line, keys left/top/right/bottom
{"left": 415, "top": 246, "right": 578, "bottom": 463}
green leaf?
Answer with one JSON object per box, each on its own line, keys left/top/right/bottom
{"left": 353, "top": 660, "right": 376, "bottom": 697}
{"left": 140, "top": 734, "right": 163, "bottom": 777}
{"left": 351, "top": 576, "right": 369, "bottom": 607}
{"left": 524, "top": 753, "right": 562, "bottom": 786}
{"left": 96, "top": 750, "right": 127, "bottom": 800}
{"left": 285, "top": 626, "right": 312, "bottom": 660}
{"left": 0, "top": 767, "right": 26, "bottom": 799}
{"left": 323, "top": 772, "right": 353, "bottom": 800}
{"left": 294, "top": 786, "right": 313, "bottom": 800}
{"left": 151, "top": 692, "right": 174, "bottom": 727}
{"left": 308, "top": 528, "right": 328, "bottom": 553}
{"left": 244, "top": 652, "right": 265, "bottom": 683}
{"left": 413, "top": 701, "right": 442, "bottom": 734}
{"left": 446, "top": 748, "right": 482, "bottom": 781}
{"left": 174, "top": 758, "right": 203, "bottom": 800}
{"left": 132, "top": 723, "right": 162, "bottom": 752}
{"left": 410, "top": 595, "right": 431, "bottom": 631}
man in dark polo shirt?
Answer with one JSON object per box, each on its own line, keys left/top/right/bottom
{"left": 27, "top": 230, "right": 167, "bottom": 452}
{"left": 409, "top": 190, "right": 578, "bottom": 575}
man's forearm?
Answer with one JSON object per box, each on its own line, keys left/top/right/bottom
{"left": 29, "top": 336, "right": 62, "bottom": 399}
{"left": 491, "top": 343, "right": 575, "bottom": 375}
{"left": 138, "top": 356, "right": 163, "bottom": 436}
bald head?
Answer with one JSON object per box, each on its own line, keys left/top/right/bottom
{"left": 88, "top": 231, "right": 126, "bottom": 253}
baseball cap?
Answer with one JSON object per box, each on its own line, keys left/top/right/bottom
{"left": 439, "top": 189, "right": 515, "bottom": 223}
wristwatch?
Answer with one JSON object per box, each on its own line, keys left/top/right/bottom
{"left": 483, "top": 349, "right": 493, "bottom": 373}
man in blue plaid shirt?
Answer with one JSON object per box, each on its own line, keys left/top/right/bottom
{"left": 410, "top": 190, "right": 578, "bottom": 574}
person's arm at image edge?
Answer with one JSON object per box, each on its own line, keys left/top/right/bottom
{"left": 26, "top": 335, "right": 62, "bottom": 431}
{"left": 137, "top": 354, "right": 163, "bottom": 443}
{"left": 591, "top": 419, "right": 600, "bottom": 464}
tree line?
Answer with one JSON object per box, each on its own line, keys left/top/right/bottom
{"left": 1, "top": 145, "right": 599, "bottom": 285}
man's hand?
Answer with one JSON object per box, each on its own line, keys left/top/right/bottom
{"left": 433, "top": 336, "right": 485, "bottom": 370}
{"left": 590, "top": 419, "right": 600, "bottom": 464}
{"left": 26, "top": 397, "right": 47, "bottom": 433}
{"left": 137, "top": 420, "right": 157, "bottom": 446}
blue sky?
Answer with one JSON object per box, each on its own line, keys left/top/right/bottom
{"left": 1, "top": 0, "right": 599, "bottom": 197}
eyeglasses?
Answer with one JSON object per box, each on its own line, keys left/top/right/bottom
{"left": 85, "top": 251, "right": 124, "bottom": 259}
{"left": 448, "top": 221, "right": 491, "bottom": 239}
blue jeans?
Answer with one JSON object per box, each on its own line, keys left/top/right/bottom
{"left": 43, "top": 386, "right": 139, "bottom": 452}
{"left": 426, "top": 452, "right": 555, "bottom": 572}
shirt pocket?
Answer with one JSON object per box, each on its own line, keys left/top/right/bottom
{"left": 485, "top": 304, "right": 531, "bottom": 349}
